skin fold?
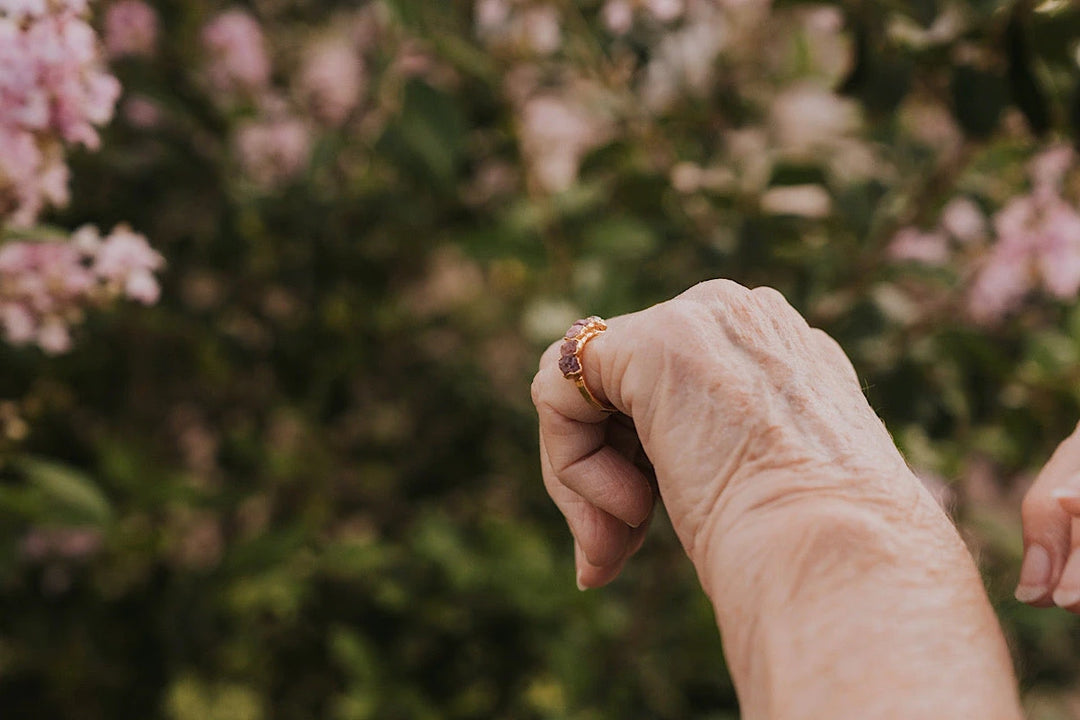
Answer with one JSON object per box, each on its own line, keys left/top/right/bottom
{"left": 531, "top": 280, "right": 1022, "bottom": 719}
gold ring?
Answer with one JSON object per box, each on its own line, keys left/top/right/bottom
{"left": 558, "top": 316, "right": 617, "bottom": 413}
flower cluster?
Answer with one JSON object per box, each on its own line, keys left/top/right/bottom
{"left": 198, "top": 9, "right": 370, "bottom": 189}
{"left": 0, "top": 0, "right": 163, "bottom": 354}
{"left": 475, "top": 1, "right": 865, "bottom": 202}
{"left": 201, "top": 9, "right": 271, "bottom": 97}
{"left": 0, "top": 225, "right": 163, "bottom": 353}
{"left": 0, "top": 0, "right": 122, "bottom": 225}
{"left": 103, "top": 0, "right": 157, "bottom": 59}
{"left": 968, "top": 147, "right": 1080, "bottom": 324}
{"left": 889, "top": 145, "right": 1080, "bottom": 325}
{"left": 235, "top": 115, "right": 312, "bottom": 187}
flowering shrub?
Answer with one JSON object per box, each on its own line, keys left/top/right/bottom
{"left": 0, "top": 0, "right": 161, "bottom": 354}
{"left": 4, "top": 1, "right": 1080, "bottom": 718}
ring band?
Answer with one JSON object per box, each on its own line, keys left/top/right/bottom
{"left": 558, "top": 316, "right": 617, "bottom": 413}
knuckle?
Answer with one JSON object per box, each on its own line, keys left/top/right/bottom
{"left": 681, "top": 278, "right": 749, "bottom": 306}
{"left": 530, "top": 371, "right": 545, "bottom": 407}
{"left": 750, "top": 285, "right": 789, "bottom": 308}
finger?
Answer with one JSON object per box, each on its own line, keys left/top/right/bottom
{"left": 533, "top": 327, "right": 655, "bottom": 528}
{"left": 532, "top": 325, "right": 620, "bottom": 423}
{"left": 1052, "top": 514, "right": 1080, "bottom": 611}
{"left": 607, "top": 414, "right": 656, "bottom": 483}
{"left": 541, "top": 431, "right": 632, "bottom": 568}
{"left": 1016, "top": 426, "right": 1080, "bottom": 606}
{"left": 1049, "top": 484, "right": 1080, "bottom": 610}
{"left": 538, "top": 403, "right": 654, "bottom": 528}
{"left": 576, "top": 518, "right": 652, "bottom": 590}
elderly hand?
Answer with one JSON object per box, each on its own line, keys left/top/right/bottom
{"left": 531, "top": 279, "right": 918, "bottom": 589}
{"left": 531, "top": 280, "right": 1021, "bottom": 720}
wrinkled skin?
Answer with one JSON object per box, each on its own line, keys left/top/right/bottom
{"left": 532, "top": 280, "right": 914, "bottom": 587}
{"left": 531, "top": 280, "right": 1021, "bottom": 719}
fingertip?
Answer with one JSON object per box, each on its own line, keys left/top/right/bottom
{"left": 575, "top": 504, "right": 631, "bottom": 568}
{"left": 1016, "top": 543, "right": 1054, "bottom": 606}
{"left": 576, "top": 556, "right": 624, "bottom": 590}
{"left": 574, "top": 540, "right": 619, "bottom": 590}
{"left": 625, "top": 485, "right": 654, "bottom": 529}
{"left": 1052, "top": 547, "right": 1080, "bottom": 611}
{"left": 573, "top": 542, "right": 587, "bottom": 591}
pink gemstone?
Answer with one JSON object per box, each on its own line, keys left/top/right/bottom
{"left": 558, "top": 354, "right": 581, "bottom": 375}
{"left": 560, "top": 339, "right": 577, "bottom": 355}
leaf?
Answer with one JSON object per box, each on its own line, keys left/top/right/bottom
{"left": 17, "top": 457, "right": 112, "bottom": 524}
{"left": 951, "top": 65, "right": 1008, "bottom": 139}
{"left": 378, "top": 79, "right": 465, "bottom": 186}
{"left": 1006, "top": 12, "right": 1051, "bottom": 136}
{"left": 582, "top": 216, "right": 657, "bottom": 260}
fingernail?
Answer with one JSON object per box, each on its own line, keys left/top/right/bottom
{"left": 1015, "top": 544, "right": 1052, "bottom": 603}
{"left": 1051, "top": 487, "right": 1080, "bottom": 500}
{"left": 1055, "top": 549, "right": 1080, "bottom": 608}
{"left": 1054, "top": 585, "right": 1080, "bottom": 609}
{"left": 576, "top": 568, "right": 586, "bottom": 592}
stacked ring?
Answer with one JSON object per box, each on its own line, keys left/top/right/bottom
{"left": 558, "top": 316, "right": 618, "bottom": 413}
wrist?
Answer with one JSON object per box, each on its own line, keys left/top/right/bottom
{"left": 690, "top": 470, "right": 1021, "bottom": 719}
{"left": 689, "top": 456, "right": 922, "bottom": 586}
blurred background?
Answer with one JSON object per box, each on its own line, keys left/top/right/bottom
{"left": 4, "top": 0, "right": 1080, "bottom": 717}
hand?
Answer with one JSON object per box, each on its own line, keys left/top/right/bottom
{"left": 531, "top": 280, "right": 1022, "bottom": 719}
{"left": 1017, "top": 424, "right": 1080, "bottom": 610}
{"left": 530, "top": 279, "right": 918, "bottom": 590}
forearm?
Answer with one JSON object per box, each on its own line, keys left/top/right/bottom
{"left": 696, "top": 473, "right": 1022, "bottom": 720}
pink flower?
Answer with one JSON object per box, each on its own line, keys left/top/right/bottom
{"left": 644, "top": 0, "right": 684, "bottom": 22}
{"left": 0, "top": 225, "right": 163, "bottom": 351}
{"left": 640, "top": 2, "right": 728, "bottom": 111}
{"left": 770, "top": 84, "right": 860, "bottom": 158}
{"left": 967, "top": 179, "right": 1080, "bottom": 322}
{"left": 201, "top": 10, "right": 270, "bottom": 96}
{"left": 94, "top": 225, "right": 164, "bottom": 290}
{"left": 0, "top": 0, "right": 45, "bottom": 20}
{"left": 20, "top": 526, "right": 102, "bottom": 561}
{"left": 124, "top": 268, "right": 160, "bottom": 304}
{"left": 601, "top": 0, "right": 633, "bottom": 35}
{"left": 1029, "top": 144, "right": 1074, "bottom": 193}
{"left": 37, "top": 318, "right": 72, "bottom": 354}
{"left": 89, "top": 224, "right": 164, "bottom": 304}
{"left": 520, "top": 5, "right": 560, "bottom": 54}
{"left": 940, "top": 197, "right": 986, "bottom": 245}
{"left": 235, "top": 116, "right": 312, "bottom": 187}
{"left": 1035, "top": 200, "right": 1080, "bottom": 299}
{"left": 475, "top": 0, "right": 509, "bottom": 34}
{"left": 0, "top": 303, "right": 35, "bottom": 344}
{"left": 474, "top": 1, "right": 561, "bottom": 55}
{"left": 104, "top": 0, "right": 158, "bottom": 58}
{"left": 0, "top": 6, "right": 121, "bottom": 225}
{"left": 122, "top": 95, "right": 162, "bottom": 128}
{"left": 967, "top": 239, "right": 1032, "bottom": 325}
{"left": 295, "top": 36, "right": 364, "bottom": 126}
{"left": 0, "top": 129, "right": 47, "bottom": 227}
{"left": 518, "top": 94, "right": 612, "bottom": 193}
{"left": 887, "top": 227, "right": 949, "bottom": 265}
